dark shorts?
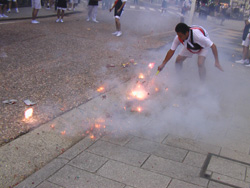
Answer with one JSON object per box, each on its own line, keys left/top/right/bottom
{"left": 114, "top": 7, "right": 124, "bottom": 18}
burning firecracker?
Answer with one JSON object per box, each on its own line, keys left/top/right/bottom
{"left": 25, "top": 108, "right": 33, "bottom": 119}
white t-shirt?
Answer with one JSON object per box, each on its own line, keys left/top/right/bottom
{"left": 170, "top": 26, "right": 213, "bottom": 52}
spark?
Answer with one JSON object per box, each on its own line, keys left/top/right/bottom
{"left": 138, "top": 73, "right": 144, "bottom": 79}
{"left": 148, "top": 62, "right": 155, "bottom": 69}
{"left": 97, "top": 86, "right": 105, "bottom": 92}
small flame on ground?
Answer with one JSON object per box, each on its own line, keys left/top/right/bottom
{"left": 155, "top": 87, "right": 159, "bottom": 92}
{"left": 25, "top": 108, "right": 33, "bottom": 119}
{"left": 61, "top": 130, "right": 66, "bottom": 135}
{"left": 50, "top": 124, "right": 55, "bottom": 129}
{"left": 137, "top": 106, "right": 142, "bottom": 112}
{"left": 148, "top": 62, "right": 155, "bottom": 69}
{"left": 138, "top": 73, "right": 144, "bottom": 79}
{"left": 165, "top": 87, "right": 169, "bottom": 91}
{"left": 97, "top": 86, "right": 105, "bottom": 92}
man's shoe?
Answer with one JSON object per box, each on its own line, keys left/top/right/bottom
{"left": 2, "top": 14, "right": 8, "bottom": 18}
{"left": 86, "top": 18, "right": 90, "bottom": 21}
{"left": 0, "top": 15, "right": 3, "bottom": 18}
{"left": 245, "top": 63, "right": 250, "bottom": 67}
{"left": 60, "top": 19, "right": 64, "bottom": 23}
{"left": 31, "top": 20, "right": 40, "bottom": 24}
{"left": 112, "top": 31, "right": 118, "bottom": 35}
{"left": 243, "top": 59, "right": 249, "bottom": 65}
{"left": 16, "top": 8, "right": 19, "bottom": 13}
{"left": 56, "top": 18, "right": 60, "bottom": 22}
{"left": 92, "top": 19, "right": 99, "bottom": 23}
{"left": 7, "top": 9, "right": 11, "bottom": 13}
{"left": 116, "top": 31, "right": 122, "bottom": 37}
{"left": 235, "top": 59, "right": 244, "bottom": 64}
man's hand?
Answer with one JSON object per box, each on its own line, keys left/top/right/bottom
{"left": 158, "top": 63, "right": 165, "bottom": 71}
{"left": 215, "top": 60, "right": 223, "bottom": 71}
{"left": 109, "top": 8, "right": 112, "bottom": 12}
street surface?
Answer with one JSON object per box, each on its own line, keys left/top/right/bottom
{"left": 0, "top": 1, "right": 250, "bottom": 188}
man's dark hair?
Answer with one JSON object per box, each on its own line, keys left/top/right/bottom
{"left": 175, "top": 23, "right": 190, "bottom": 34}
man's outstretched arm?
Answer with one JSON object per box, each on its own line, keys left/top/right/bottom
{"left": 158, "top": 49, "right": 175, "bottom": 71}
{"left": 211, "top": 43, "right": 223, "bottom": 71}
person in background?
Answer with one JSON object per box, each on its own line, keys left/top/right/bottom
{"left": 235, "top": 19, "right": 250, "bottom": 66}
{"left": 31, "top": 0, "right": 41, "bottom": 23}
{"left": 87, "top": 0, "right": 99, "bottom": 23}
{"left": 56, "top": 0, "right": 66, "bottom": 23}
{"left": 7, "top": 0, "right": 19, "bottom": 13}
{"left": 161, "top": 0, "right": 167, "bottom": 14}
{"left": 158, "top": 23, "right": 223, "bottom": 81}
{"left": 0, "top": 0, "right": 9, "bottom": 18}
{"left": 109, "top": 0, "right": 126, "bottom": 37}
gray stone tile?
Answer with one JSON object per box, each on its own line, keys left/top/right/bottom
{"left": 167, "top": 179, "right": 205, "bottom": 188}
{"left": 246, "top": 167, "right": 250, "bottom": 183}
{"left": 48, "top": 165, "right": 125, "bottom": 188}
{"left": 69, "top": 151, "right": 108, "bottom": 173}
{"left": 125, "top": 137, "right": 187, "bottom": 162}
{"left": 87, "top": 140, "right": 149, "bottom": 167}
{"left": 60, "top": 108, "right": 85, "bottom": 125}
{"left": 142, "top": 155, "right": 208, "bottom": 187}
{"left": 36, "top": 181, "right": 64, "bottom": 188}
{"left": 183, "top": 152, "right": 207, "bottom": 168}
{"left": 211, "top": 173, "right": 250, "bottom": 188}
{"left": 208, "top": 181, "right": 233, "bottom": 188}
{"left": 58, "top": 137, "right": 96, "bottom": 160}
{"left": 101, "top": 134, "right": 134, "bottom": 146}
{"left": 97, "top": 160, "right": 171, "bottom": 188}
{"left": 207, "top": 156, "right": 246, "bottom": 180}
{"left": 15, "top": 158, "right": 68, "bottom": 188}
{"left": 220, "top": 147, "right": 250, "bottom": 165}
{"left": 163, "top": 134, "right": 221, "bottom": 154}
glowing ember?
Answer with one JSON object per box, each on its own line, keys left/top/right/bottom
{"left": 138, "top": 73, "right": 144, "bottom": 79}
{"left": 61, "top": 130, "right": 66, "bottom": 135}
{"left": 90, "top": 134, "right": 95, "bottom": 139}
{"left": 165, "top": 87, "right": 169, "bottom": 91}
{"left": 131, "top": 90, "right": 147, "bottom": 100}
{"left": 155, "top": 87, "right": 159, "bottom": 92}
{"left": 148, "top": 62, "right": 155, "bottom": 69}
{"left": 50, "top": 124, "right": 55, "bottom": 129}
{"left": 97, "top": 86, "right": 105, "bottom": 92}
{"left": 25, "top": 108, "right": 33, "bottom": 119}
{"left": 137, "top": 106, "right": 142, "bottom": 112}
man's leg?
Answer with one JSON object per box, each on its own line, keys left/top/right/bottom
{"left": 32, "top": 8, "right": 39, "bottom": 20}
{"left": 115, "top": 18, "right": 120, "bottom": 31}
{"left": 197, "top": 56, "right": 206, "bottom": 81}
{"left": 175, "top": 55, "right": 187, "bottom": 73}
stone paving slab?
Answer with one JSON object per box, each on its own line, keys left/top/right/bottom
{"left": 207, "top": 156, "right": 247, "bottom": 181}
{"left": 163, "top": 134, "right": 221, "bottom": 155}
{"left": 15, "top": 158, "right": 68, "bottom": 188}
{"left": 86, "top": 140, "right": 149, "bottom": 167}
{"left": 183, "top": 151, "right": 207, "bottom": 168}
{"left": 69, "top": 151, "right": 108, "bottom": 173}
{"left": 101, "top": 134, "right": 134, "bottom": 146}
{"left": 48, "top": 164, "right": 125, "bottom": 188}
{"left": 207, "top": 181, "right": 234, "bottom": 188}
{"left": 125, "top": 136, "right": 188, "bottom": 162}
{"left": 220, "top": 147, "right": 250, "bottom": 164}
{"left": 211, "top": 173, "right": 250, "bottom": 188}
{"left": 168, "top": 179, "right": 205, "bottom": 188}
{"left": 97, "top": 160, "right": 171, "bottom": 188}
{"left": 36, "top": 181, "right": 64, "bottom": 188}
{"left": 246, "top": 167, "right": 250, "bottom": 183}
{"left": 142, "top": 155, "right": 208, "bottom": 187}
{"left": 58, "top": 136, "right": 97, "bottom": 160}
